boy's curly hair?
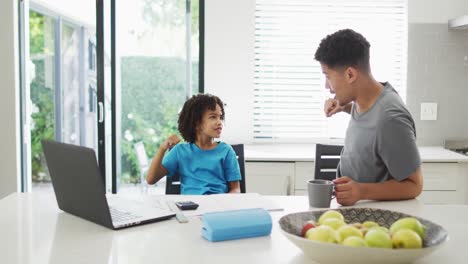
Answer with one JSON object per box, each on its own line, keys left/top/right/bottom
{"left": 314, "top": 29, "right": 370, "bottom": 71}
{"left": 178, "top": 94, "right": 225, "bottom": 143}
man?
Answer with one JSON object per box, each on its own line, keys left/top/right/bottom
{"left": 314, "top": 29, "right": 422, "bottom": 206}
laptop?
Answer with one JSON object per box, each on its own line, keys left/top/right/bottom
{"left": 42, "top": 140, "right": 175, "bottom": 230}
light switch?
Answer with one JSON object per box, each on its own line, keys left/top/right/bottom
{"left": 421, "top": 102, "right": 437, "bottom": 121}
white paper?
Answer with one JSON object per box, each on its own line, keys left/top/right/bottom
{"left": 146, "top": 193, "right": 283, "bottom": 216}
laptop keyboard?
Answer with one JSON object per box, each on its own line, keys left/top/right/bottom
{"left": 110, "top": 207, "right": 141, "bottom": 222}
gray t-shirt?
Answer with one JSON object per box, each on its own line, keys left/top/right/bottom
{"left": 338, "top": 82, "right": 421, "bottom": 183}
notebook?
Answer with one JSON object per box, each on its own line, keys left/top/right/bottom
{"left": 42, "top": 140, "right": 175, "bottom": 230}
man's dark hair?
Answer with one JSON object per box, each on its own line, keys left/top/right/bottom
{"left": 314, "top": 29, "right": 371, "bottom": 71}
{"left": 178, "top": 93, "right": 225, "bottom": 143}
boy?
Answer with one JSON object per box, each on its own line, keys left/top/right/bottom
{"left": 146, "top": 94, "right": 241, "bottom": 194}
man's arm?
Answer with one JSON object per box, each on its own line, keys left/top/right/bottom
{"left": 341, "top": 102, "right": 352, "bottom": 114}
{"left": 334, "top": 166, "right": 423, "bottom": 206}
{"left": 324, "top": 98, "right": 352, "bottom": 117}
{"left": 360, "top": 167, "right": 423, "bottom": 200}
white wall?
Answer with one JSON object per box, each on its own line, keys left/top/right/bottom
{"left": 0, "top": 0, "right": 20, "bottom": 199}
{"left": 205, "top": 0, "right": 468, "bottom": 144}
{"left": 205, "top": 0, "right": 255, "bottom": 144}
{"left": 407, "top": 0, "right": 468, "bottom": 146}
{"left": 409, "top": 0, "right": 468, "bottom": 23}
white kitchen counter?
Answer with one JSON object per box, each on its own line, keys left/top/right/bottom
{"left": 244, "top": 144, "right": 468, "bottom": 162}
{"left": 2, "top": 192, "right": 467, "bottom": 264}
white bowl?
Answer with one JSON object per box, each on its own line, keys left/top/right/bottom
{"left": 279, "top": 208, "right": 448, "bottom": 264}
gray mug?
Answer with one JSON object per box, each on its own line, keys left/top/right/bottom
{"left": 307, "top": 179, "right": 335, "bottom": 208}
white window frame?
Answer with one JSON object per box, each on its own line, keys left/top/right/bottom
{"left": 253, "top": 0, "right": 408, "bottom": 143}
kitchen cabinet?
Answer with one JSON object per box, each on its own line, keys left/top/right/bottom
{"left": 294, "top": 161, "right": 315, "bottom": 195}
{"left": 419, "top": 162, "right": 468, "bottom": 204}
{"left": 247, "top": 160, "right": 468, "bottom": 204}
{"left": 245, "top": 162, "right": 295, "bottom": 195}
{"left": 245, "top": 145, "right": 468, "bottom": 204}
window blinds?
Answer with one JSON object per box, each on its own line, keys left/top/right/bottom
{"left": 254, "top": 0, "right": 407, "bottom": 142}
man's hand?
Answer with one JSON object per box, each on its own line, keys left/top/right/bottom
{"left": 333, "top": 176, "right": 362, "bottom": 206}
{"left": 161, "top": 134, "right": 181, "bottom": 150}
{"left": 324, "top": 98, "right": 342, "bottom": 117}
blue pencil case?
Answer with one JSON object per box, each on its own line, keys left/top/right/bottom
{"left": 201, "top": 208, "right": 272, "bottom": 242}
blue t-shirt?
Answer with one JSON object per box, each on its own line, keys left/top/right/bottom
{"left": 162, "top": 142, "right": 241, "bottom": 195}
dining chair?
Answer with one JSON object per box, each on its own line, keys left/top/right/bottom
{"left": 134, "top": 141, "right": 150, "bottom": 185}
{"left": 314, "top": 144, "right": 344, "bottom": 181}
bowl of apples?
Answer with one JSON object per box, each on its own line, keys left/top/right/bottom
{"left": 279, "top": 208, "right": 448, "bottom": 264}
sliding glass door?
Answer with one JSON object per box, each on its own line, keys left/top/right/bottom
{"left": 19, "top": 1, "right": 97, "bottom": 192}
{"left": 98, "top": 0, "right": 203, "bottom": 193}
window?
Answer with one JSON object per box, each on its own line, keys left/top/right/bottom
{"left": 114, "top": 0, "right": 202, "bottom": 188}
{"left": 21, "top": 2, "right": 97, "bottom": 192}
{"left": 21, "top": 0, "right": 202, "bottom": 193}
{"left": 254, "top": 0, "right": 407, "bottom": 142}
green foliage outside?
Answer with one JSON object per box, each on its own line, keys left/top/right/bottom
{"left": 113, "top": 0, "right": 201, "bottom": 183}
{"left": 30, "top": 11, "right": 46, "bottom": 54}
{"left": 142, "top": 0, "right": 199, "bottom": 36}
{"left": 30, "top": 60, "right": 55, "bottom": 181}
{"left": 29, "top": 11, "right": 55, "bottom": 182}
{"left": 119, "top": 57, "right": 199, "bottom": 183}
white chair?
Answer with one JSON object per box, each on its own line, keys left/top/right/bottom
{"left": 134, "top": 141, "right": 151, "bottom": 192}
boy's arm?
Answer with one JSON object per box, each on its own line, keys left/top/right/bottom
{"left": 146, "top": 134, "right": 180, "bottom": 185}
{"left": 146, "top": 147, "right": 169, "bottom": 185}
{"left": 228, "top": 181, "right": 241, "bottom": 193}
{"left": 334, "top": 167, "right": 423, "bottom": 206}
{"left": 225, "top": 146, "right": 242, "bottom": 193}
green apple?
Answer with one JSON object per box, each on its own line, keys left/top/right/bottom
{"left": 321, "top": 218, "right": 346, "bottom": 230}
{"left": 390, "top": 217, "right": 425, "bottom": 239}
{"left": 370, "top": 226, "right": 390, "bottom": 234}
{"left": 362, "top": 221, "right": 379, "bottom": 229}
{"left": 305, "top": 225, "right": 339, "bottom": 243}
{"left": 318, "top": 210, "right": 345, "bottom": 225}
{"left": 364, "top": 229, "right": 393, "bottom": 248}
{"left": 392, "top": 229, "right": 423, "bottom": 249}
{"left": 337, "top": 225, "right": 363, "bottom": 243}
{"left": 342, "top": 236, "right": 368, "bottom": 247}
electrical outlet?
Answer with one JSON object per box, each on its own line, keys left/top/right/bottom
{"left": 421, "top": 102, "right": 437, "bottom": 121}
